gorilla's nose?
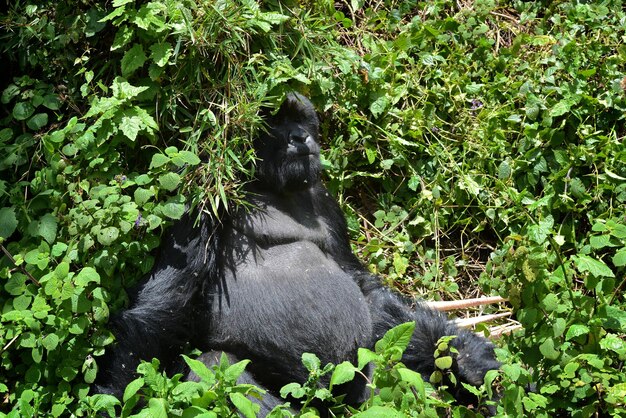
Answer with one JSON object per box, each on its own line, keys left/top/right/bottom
{"left": 289, "top": 129, "right": 309, "bottom": 143}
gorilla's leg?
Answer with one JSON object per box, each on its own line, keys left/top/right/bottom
{"left": 188, "top": 351, "right": 291, "bottom": 416}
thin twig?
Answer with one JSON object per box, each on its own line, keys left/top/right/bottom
{"left": 0, "top": 244, "right": 41, "bottom": 286}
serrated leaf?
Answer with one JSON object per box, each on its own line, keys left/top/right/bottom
{"left": 572, "top": 255, "right": 615, "bottom": 278}
{"left": 121, "top": 44, "right": 147, "bottom": 76}
{"left": 158, "top": 172, "right": 181, "bottom": 191}
{"left": 224, "top": 359, "right": 251, "bottom": 383}
{"left": 120, "top": 115, "right": 142, "bottom": 141}
{"left": 134, "top": 187, "right": 153, "bottom": 206}
{"left": 111, "top": 25, "right": 134, "bottom": 51}
{"left": 375, "top": 321, "right": 415, "bottom": 354}
{"left": 150, "top": 42, "right": 173, "bottom": 67}
{"left": 0, "top": 207, "right": 18, "bottom": 239}
{"left": 150, "top": 153, "right": 170, "bottom": 169}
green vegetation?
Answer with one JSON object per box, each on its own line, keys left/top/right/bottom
{"left": 1, "top": 0, "right": 625, "bottom": 416}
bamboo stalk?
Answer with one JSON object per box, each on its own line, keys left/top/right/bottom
{"left": 426, "top": 296, "right": 507, "bottom": 311}
{"left": 454, "top": 312, "right": 512, "bottom": 328}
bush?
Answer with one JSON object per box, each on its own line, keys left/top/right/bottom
{"left": 1, "top": 0, "right": 624, "bottom": 416}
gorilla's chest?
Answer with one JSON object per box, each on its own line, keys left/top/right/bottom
{"left": 207, "top": 199, "right": 372, "bottom": 367}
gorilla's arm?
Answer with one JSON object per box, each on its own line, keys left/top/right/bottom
{"left": 316, "top": 186, "right": 499, "bottom": 390}
{"left": 95, "top": 211, "right": 217, "bottom": 397}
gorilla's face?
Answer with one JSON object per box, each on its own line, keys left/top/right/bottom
{"left": 255, "top": 93, "right": 321, "bottom": 192}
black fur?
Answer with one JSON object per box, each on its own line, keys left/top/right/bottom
{"left": 95, "top": 93, "right": 499, "bottom": 414}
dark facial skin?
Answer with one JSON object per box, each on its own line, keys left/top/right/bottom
{"left": 255, "top": 93, "right": 322, "bottom": 192}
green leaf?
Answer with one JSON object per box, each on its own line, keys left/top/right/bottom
{"left": 123, "top": 377, "right": 145, "bottom": 402}
{"left": 229, "top": 392, "right": 259, "bottom": 418}
{"left": 182, "top": 356, "right": 215, "bottom": 384}
{"left": 357, "top": 347, "right": 380, "bottom": 370}
{"left": 147, "top": 398, "right": 168, "bottom": 418}
{"left": 36, "top": 214, "right": 58, "bottom": 244}
{"left": 2, "top": 84, "right": 20, "bottom": 104}
{"left": 150, "top": 42, "right": 173, "bottom": 67}
{"left": 120, "top": 115, "right": 142, "bottom": 141}
{"left": 612, "top": 249, "right": 626, "bottom": 267}
{"left": 302, "top": 352, "right": 321, "bottom": 371}
{"left": 27, "top": 113, "right": 49, "bottom": 130}
{"left": 541, "top": 293, "right": 559, "bottom": 312}
{"left": 42, "top": 333, "right": 60, "bottom": 351}
{"left": 0, "top": 207, "right": 18, "bottom": 239}
{"left": 150, "top": 153, "right": 170, "bottom": 169}
{"left": 572, "top": 255, "right": 615, "bottom": 278}
{"left": 434, "top": 356, "right": 453, "bottom": 370}
{"left": 97, "top": 227, "right": 119, "bottom": 246}
{"left": 498, "top": 160, "right": 511, "bottom": 179}
{"left": 112, "top": 25, "right": 134, "bottom": 51}
{"left": 566, "top": 324, "right": 590, "bottom": 341}
{"left": 330, "top": 362, "right": 356, "bottom": 387}
{"left": 375, "top": 321, "right": 415, "bottom": 354}
{"left": 13, "top": 102, "right": 35, "bottom": 120}
{"left": 158, "top": 172, "right": 181, "bottom": 191}
{"left": 75, "top": 267, "right": 100, "bottom": 286}
{"left": 42, "top": 94, "right": 61, "bottom": 110}
{"left": 121, "top": 44, "right": 147, "bottom": 76}
{"left": 161, "top": 200, "right": 185, "bottom": 220}
{"left": 352, "top": 406, "right": 405, "bottom": 418}
{"left": 224, "top": 359, "right": 251, "bottom": 383}
{"left": 539, "top": 338, "right": 560, "bottom": 360}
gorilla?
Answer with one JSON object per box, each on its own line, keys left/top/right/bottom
{"left": 95, "top": 93, "right": 499, "bottom": 414}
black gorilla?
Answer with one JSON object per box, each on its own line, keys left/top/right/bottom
{"left": 96, "top": 93, "right": 499, "bottom": 414}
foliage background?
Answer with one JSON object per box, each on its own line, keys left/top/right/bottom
{"left": 0, "top": 0, "right": 625, "bottom": 416}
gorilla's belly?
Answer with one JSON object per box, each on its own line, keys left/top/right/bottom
{"left": 208, "top": 239, "right": 372, "bottom": 375}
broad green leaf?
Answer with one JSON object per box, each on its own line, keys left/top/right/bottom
{"left": 123, "top": 377, "right": 145, "bottom": 402}
{"left": 147, "top": 398, "right": 168, "bottom": 418}
{"left": 224, "top": 359, "right": 251, "bottom": 383}
{"left": 330, "top": 362, "right": 356, "bottom": 387}
{"left": 182, "top": 356, "right": 215, "bottom": 384}
{"left": 97, "top": 226, "right": 119, "bottom": 246}
{"left": 375, "top": 321, "right": 415, "bottom": 354}
{"left": 75, "top": 267, "right": 100, "bottom": 286}
{"left": 158, "top": 172, "right": 181, "bottom": 191}
{"left": 150, "top": 42, "right": 173, "bottom": 67}
{"left": 612, "top": 249, "right": 626, "bottom": 267}
{"left": 541, "top": 293, "right": 559, "bottom": 312}
{"left": 121, "top": 44, "right": 147, "bottom": 76}
{"left": 0, "top": 207, "right": 18, "bottom": 239}
{"left": 357, "top": 347, "right": 380, "bottom": 370}
{"left": 566, "top": 324, "right": 590, "bottom": 341}
{"left": 42, "top": 333, "right": 59, "bottom": 351}
{"left": 13, "top": 102, "right": 35, "bottom": 120}
{"left": 161, "top": 200, "right": 185, "bottom": 220}
{"left": 150, "top": 153, "right": 170, "bottom": 169}
{"left": 352, "top": 406, "right": 405, "bottom": 418}
{"left": 42, "top": 94, "right": 61, "bottom": 110}
{"left": 35, "top": 214, "right": 58, "bottom": 244}
{"left": 27, "top": 113, "right": 48, "bottom": 130}
{"left": 539, "top": 338, "right": 559, "bottom": 360}
{"left": 111, "top": 25, "right": 134, "bottom": 51}
{"left": 301, "top": 352, "right": 320, "bottom": 371}
{"left": 229, "top": 392, "right": 259, "bottom": 418}
{"left": 434, "top": 356, "right": 453, "bottom": 370}
{"left": 120, "top": 115, "right": 142, "bottom": 141}
{"left": 572, "top": 255, "right": 615, "bottom": 278}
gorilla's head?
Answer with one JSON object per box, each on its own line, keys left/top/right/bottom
{"left": 255, "top": 93, "right": 321, "bottom": 192}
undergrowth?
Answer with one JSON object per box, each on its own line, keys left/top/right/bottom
{"left": 0, "top": 0, "right": 624, "bottom": 416}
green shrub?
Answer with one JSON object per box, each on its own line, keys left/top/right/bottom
{"left": 1, "top": 0, "right": 624, "bottom": 416}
